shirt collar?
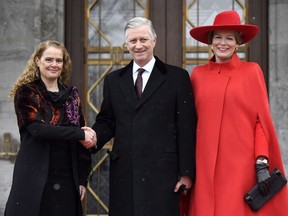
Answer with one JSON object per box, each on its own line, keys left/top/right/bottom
{"left": 133, "top": 57, "right": 156, "bottom": 75}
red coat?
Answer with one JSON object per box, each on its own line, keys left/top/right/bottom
{"left": 187, "top": 53, "right": 288, "bottom": 216}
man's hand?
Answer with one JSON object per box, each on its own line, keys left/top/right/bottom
{"left": 80, "top": 126, "right": 97, "bottom": 149}
{"left": 79, "top": 185, "right": 86, "bottom": 201}
{"left": 174, "top": 176, "right": 193, "bottom": 195}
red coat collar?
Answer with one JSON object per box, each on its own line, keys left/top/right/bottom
{"left": 208, "top": 53, "right": 241, "bottom": 74}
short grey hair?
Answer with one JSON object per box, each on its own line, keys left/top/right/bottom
{"left": 124, "top": 17, "right": 157, "bottom": 42}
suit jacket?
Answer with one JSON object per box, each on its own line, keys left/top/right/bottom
{"left": 188, "top": 53, "right": 288, "bottom": 216}
{"left": 93, "top": 56, "right": 197, "bottom": 216}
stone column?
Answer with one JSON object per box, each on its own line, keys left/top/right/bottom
{"left": 269, "top": 0, "right": 288, "bottom": 174}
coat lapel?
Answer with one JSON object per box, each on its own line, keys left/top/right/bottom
{"left": 118, "top": 66, "right": 139, "bottom": 110}
{"left": 136, "top": 66, "right": 165, "bottom": 109}
{"left": 118, "top": 57, "right": 167, "bottom": 110}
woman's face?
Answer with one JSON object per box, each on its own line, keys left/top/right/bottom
{"left": 35, "top": 46, "right": 64, "bottom": 83}
{"left": 211, "top": 30, "right": 239, "bottom": 63}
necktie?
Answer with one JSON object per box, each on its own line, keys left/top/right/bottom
{"left": 135, "top": 68, "right": 145, "bottom": 98}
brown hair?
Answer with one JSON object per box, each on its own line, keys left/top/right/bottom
{"left": 208, "top": 31, "right": 243, "bottom": 45}
{"left": 8, "top": 40, "right": 72, "bottom": 98}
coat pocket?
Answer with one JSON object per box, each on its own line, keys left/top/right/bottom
{"left": 107, "top": 150, "right": 120, "bottom": 161}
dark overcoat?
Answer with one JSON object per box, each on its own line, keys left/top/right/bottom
{"left": 93, "top": 57, "right": 197, "bottom": 216}
{"left": 5, "top": 80, "right": 91, "bottom": 216}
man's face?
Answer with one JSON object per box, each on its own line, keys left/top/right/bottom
{"left": 125, "top": 25, "right": 156, "bottom": 67}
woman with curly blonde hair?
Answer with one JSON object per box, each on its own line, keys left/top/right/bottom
{"left": 5, "top": 40, "right": 96, "bottom": 216}
{"left": 9, "top": 40, "right": 71, "bottom": 97}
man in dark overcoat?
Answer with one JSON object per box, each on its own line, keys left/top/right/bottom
{"left": 91, "top": 17, "right": 196, "bottom": 216}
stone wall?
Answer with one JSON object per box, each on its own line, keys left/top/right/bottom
{"left": 0, "top": 0, "right": 64, "bottom": 142}
{"left": 269, "top": 0, "right": 288, "bottom": 174}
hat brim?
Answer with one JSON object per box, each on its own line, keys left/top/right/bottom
{"left": 189, "top": 24, "right": 259, "bottom": 45}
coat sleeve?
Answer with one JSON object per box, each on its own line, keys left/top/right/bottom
{"left": 14, "top": 84, "right": 44, "bottom": 129}
{"left": 26, "top": 121, "right": 85, "bottom": 140}
{"left": 92, "top": 75, "right": 116, "bottom": 153}
{"left": 77, "top": 98, "right": 92, "bottom": 186}
{"left": 177, "top": 70, "right": 197, "bottom": 179}
{"left": 254, "top": 118, "right": 269, "bottom": 159}
{"left": 249, "top": 63, "right": 285, "bottom": 173}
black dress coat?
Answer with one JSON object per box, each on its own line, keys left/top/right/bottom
{"left": 93, "top": 57, "right": 197, "bottom": 216}
{"left": 5, "top": 79, "right": 91, "bottom": 216}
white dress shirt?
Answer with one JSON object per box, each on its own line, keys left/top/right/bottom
{"left": 132, "top": 57, "right": 155, "bottom": 92}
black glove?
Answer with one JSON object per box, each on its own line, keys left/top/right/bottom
{"left": 256, "top": 163, "right": 271, "bottom": 196}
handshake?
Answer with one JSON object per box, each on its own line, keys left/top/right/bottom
{"left": 80, "top": 126, "right": 97, "bottom": 149}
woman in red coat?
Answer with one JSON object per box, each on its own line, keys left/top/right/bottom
{"left": 186, "top": 10, "right": 288, "bottom": 216}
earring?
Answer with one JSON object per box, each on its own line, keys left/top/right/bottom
{"left": 210, "top": 45, "right": 214, "bottom": 53}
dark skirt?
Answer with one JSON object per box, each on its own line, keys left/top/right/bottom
{"left": 39, "top": 173, "right": 82, "bottom": 216}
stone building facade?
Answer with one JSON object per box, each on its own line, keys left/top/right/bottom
{"left": 269, "top": 0, "right": 288, "bottom": 172}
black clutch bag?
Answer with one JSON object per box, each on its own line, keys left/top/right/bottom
{"left": 244, "top": 168, "right": 287, "bottom": 212}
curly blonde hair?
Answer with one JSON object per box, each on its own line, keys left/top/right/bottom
{"left": 8, "top": 40, "right": 72, "bottom": 98}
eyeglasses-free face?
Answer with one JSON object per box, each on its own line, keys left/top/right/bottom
{"left": 211, "top": 30, "right": 239, "bottom": 63}
{"left": 125, "top": 24, "right": 156, "bottom": 67}
{"left": 35, "top": 46, "right": 64, "bottom": 84}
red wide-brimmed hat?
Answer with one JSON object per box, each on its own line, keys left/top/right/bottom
{"left": 189, "top": 10, "right": 259, "bottom": 45}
